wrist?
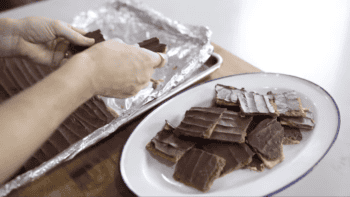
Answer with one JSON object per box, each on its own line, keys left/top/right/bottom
{"left": 59, "top": 53, "right": 97, "bottom": 97}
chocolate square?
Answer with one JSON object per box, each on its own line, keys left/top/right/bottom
{"left": 173, "top": 148, "right": 226, "bottom": 192}
{"left": 173, "top": 107, "right": 226, "bottom": 139}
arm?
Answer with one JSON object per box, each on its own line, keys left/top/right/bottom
{"left": 0, "top": 53, "right": 94, "bottom": 183}
{"left": 0, "top": 38, "right": 166, "bottom": 183}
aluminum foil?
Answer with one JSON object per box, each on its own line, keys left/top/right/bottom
{"left": 0, "top": 0, "right": 213, "bottom": 196}
{"left": 71, "top": 0, "right": 213, "bottom": 117}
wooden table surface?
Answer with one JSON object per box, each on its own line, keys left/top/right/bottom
{"left": 7, "top": 43, "right": 261, "bottom": 197}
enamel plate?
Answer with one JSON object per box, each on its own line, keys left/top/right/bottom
{"left": 120, "top": 73, "right": 340, "bottom": 196}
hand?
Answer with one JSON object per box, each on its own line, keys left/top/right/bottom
{"left": 69, "top": 39, "right": 167, "bottom": 98}
{"left": 0, "top": 17, "right": 95, "bottom": 66}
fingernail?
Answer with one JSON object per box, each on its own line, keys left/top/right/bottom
{"left": 158, "top": 53, "right": 168, "bottom": 67}
{"left": 85, "top": 37, "right": 95, "bottom": 44}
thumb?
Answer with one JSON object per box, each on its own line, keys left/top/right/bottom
{"left": 140, "top": 48, "right": 168, "bottom": 68}
{"left": 53, "top": 21, "right": 95, "bottom": 46}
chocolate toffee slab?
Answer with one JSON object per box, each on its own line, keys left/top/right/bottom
{"left": 247, "top": 118, "right": 285, "bottom": 169}
{"left": 173, "top": 148, "right": 225, "bottom": 193}
{"left": 173, "top": 107, "right": 226, "bottom": 138}
{"left": 202, "top": 142, "right": 255, "bottom": 177}
{"left": 146, "top": 121, "right": 195, "bottom": 166}
{"left": 121, "top": 73, "right": 339, "bottom": 196}
{"left": 209, "top": 111, "right": 253, "bottom": 143}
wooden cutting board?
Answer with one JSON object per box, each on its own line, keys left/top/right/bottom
{"left": 6, "top": 43, "right": 261, "bottom": 197}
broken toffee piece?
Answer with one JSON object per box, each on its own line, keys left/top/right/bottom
{"left": 209, "top": 111, "right": 253, "bottom": 143}
{"left": 173, "top": 107, "right": 227, "bottom": 139}
{"left": 146, "top": 121, "right": 195, "bottom": 166}
{"left": 280, "top": 110, "right": 315, "bottom": 130}
{"left": 247, "top": 118, "right": 285, "bottom": 169}
{"left": 68, "top": 29, "right": 106, "bottom": 55}
{"left": 202, "top": 143, "right": 255, "bottom": 177}
{"left": 282, "top": 126, "right": 302, "bottom": 145}
{"left": 267, "top": 91, "right": 306, "bottom": 117}
{"left": 173, "top": 148, "right": 226, "bottom": 193}
{"left": 138, "top": 37, "right": 167, "bottom": 53}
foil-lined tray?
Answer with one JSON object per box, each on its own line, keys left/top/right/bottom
{"left": 0, "top": 0, "right": 222, "bottom": 196}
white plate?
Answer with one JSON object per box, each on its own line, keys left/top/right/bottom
{"left": 120, "top": 73, "right": 340, "bottom": 196}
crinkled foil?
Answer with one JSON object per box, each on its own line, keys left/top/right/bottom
{"left": 0, "top": 0, "right": 213, "bottom": 196}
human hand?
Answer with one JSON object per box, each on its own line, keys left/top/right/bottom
{"left": 68, "top": 39, "right": 167, "bottom": 98}
{"left": 0, "top": 16, "right": 94, "bottom": 66}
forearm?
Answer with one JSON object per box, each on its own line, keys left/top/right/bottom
{"left": 0, "top": 53, "right": 94, "bottom": 183}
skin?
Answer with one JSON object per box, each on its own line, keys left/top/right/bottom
{"left": 0, "top": 17, "right": 167, "bottom": 183}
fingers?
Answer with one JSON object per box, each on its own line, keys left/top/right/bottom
{"left": 53, "top": 20, "right": 95, "bottom": 47}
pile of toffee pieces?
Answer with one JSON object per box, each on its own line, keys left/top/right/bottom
{"left": 146, "top": 84, "right": 315, "bottom": 193}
